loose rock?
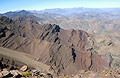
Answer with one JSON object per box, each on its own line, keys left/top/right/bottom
{"left": 20, "top": 65, "right": 28, "bottom": 72}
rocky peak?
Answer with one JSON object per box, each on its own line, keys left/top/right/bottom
{"left": 18, "top": 10, "right": 32, "bottom": 16}
{"left": 19, "top": 10, "right": 28, "bottom": 13}
{"left": 42, "top": 24, "right": 60, "bottom": 32}
{"left": 0, "top": 10, "right": 32, "bottom": 18}
{"left": 0, "top": 16, "right": 13, "bottom": 25}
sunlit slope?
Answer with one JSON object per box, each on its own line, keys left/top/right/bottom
{"left": 0, "top": 47, "right": 51, "bottom": 73}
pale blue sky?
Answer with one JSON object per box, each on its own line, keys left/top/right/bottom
{"left": 0, "top": 0, "right": 120, "bottom": 13}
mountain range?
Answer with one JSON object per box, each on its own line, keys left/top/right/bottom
{"left": 0, "top": 7, "right": 120, "bottom": 77}
{"left": 0, "top": 16, "right": 108, "bottom": 75}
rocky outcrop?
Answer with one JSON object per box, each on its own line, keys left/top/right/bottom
{"left": 0, "top": 60, "right": 53, "bottom": 78}
{"left": 0, "top": 16, "right": 108, "bottom": 75}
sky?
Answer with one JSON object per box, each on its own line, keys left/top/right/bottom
{"left": 0, "top": 0, "right": 120, "bottom": 13}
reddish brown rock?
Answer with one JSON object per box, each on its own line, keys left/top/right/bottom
{"left": 0, "top": 16, "right": 108, "bottom": 75}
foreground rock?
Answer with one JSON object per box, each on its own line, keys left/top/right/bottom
{"left": 1, "top": 69, "right": 10, "bottom": 77}
{"left": 10, "top": 70, "right": 22, "bottom": 77}
{"left": 20, "top": 65, "right": 28, "bottom": 72}
{"left": 0, "top": 63, "right": 53, "bottom": 78}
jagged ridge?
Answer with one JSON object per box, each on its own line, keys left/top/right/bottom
{"left": 0, "top": 16, "right": 108, "bottom": 75}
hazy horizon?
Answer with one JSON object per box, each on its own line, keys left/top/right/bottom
{"left": 0, "top": 0, "right": 120, "bottom": 13}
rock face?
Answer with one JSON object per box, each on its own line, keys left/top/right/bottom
{"left": 0, "top": 16, "right": 108, "bottom": 75}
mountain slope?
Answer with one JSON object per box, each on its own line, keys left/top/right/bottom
{"left": 0, "top": 47, "right": 50, "bottom": 73}
{"left": 0, "top": 16, "right": 108, "bottom": 75}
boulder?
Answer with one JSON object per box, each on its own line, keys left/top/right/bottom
{"left": 2, "top": 69, "right": 9, "bottom": 76}
{"left": 10, "top": 70, "right": 22, "bottom": 77}
{"left": 20, "top": 65, "right": 28, "bottom": 71}
{"left": 0, "top": 72, "right": 3, "bottom": 78}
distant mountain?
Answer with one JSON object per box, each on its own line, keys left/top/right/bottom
{"left": 0, "top": 10, "right": 66, "bottom": 23}
{"left": 1, "top": 8, "right": 120, "bottom": 18}
{"left": 1, "top": 9, "right": 120, "bottom": 37}
{"left": 1, "top": 9, "right": 120, "bottom": 35}
{"left": 30, "top": 8, "right": 120, "bottom": 16}
{"left": 0, "top": 10, "right": 32, "bottom": 18}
